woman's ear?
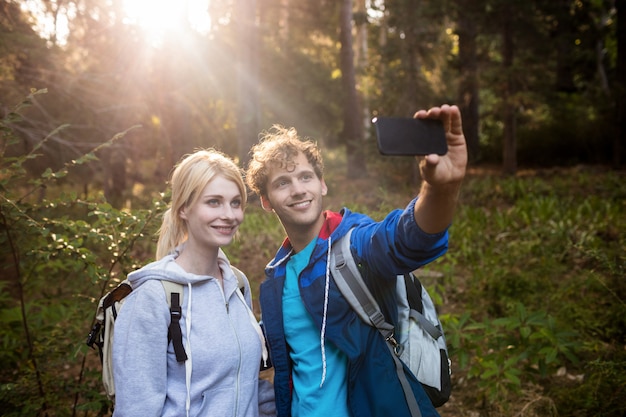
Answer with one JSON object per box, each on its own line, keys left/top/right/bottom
{"left": 179, "top": 206, "right": 188, "bottom": 220}
{"left": 260, "top": 196, "right": 273, "bottom": 212}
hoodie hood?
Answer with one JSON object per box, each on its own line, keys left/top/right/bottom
{"left": 127, "top": 247, "right": 235, "bottom": 289}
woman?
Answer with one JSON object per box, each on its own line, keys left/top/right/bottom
{"left": 112, "top": 149, "right": 275, "bottom": 417}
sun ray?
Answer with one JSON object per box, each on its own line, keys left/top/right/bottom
{"left": 122, "top": 0, "right": 212, "bottom": 44}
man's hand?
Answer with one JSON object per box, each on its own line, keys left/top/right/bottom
{"left": 412, "top": 104, "right": 467, "bottom": 234}
{"left": 414, "top": 104, "right": 467, "bottom": 187}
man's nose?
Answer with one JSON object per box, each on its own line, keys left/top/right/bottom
{"left": 290, "top": 180, "right": 307, "bottom": 196}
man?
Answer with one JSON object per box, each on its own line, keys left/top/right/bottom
{"left": 245, "top": 105, "right": 467, "bottom": 417}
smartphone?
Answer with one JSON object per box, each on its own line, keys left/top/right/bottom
{"left": 373, "top": 116, "right": 447, "bottom": 156}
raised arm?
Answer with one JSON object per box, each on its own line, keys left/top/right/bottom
{"left": 413, "top": 104, "right": 468, "bottom": 234}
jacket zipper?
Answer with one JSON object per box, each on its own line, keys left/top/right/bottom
{"left": 222, "top": 280, "right": 242, "bottom": 416}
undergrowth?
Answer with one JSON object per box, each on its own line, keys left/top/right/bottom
{"left": 1, "top": 92, "right": 625, "bottom": 416}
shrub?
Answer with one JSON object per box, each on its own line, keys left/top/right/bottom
{"left": 0, "top": 90, "right": 164, "bottom": 416}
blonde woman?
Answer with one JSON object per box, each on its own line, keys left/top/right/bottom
{"left": 113, "top": 149, "right": 275, "bottom": 417}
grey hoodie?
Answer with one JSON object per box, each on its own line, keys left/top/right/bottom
{"left": 112, "top": 249, "right": 273, "bottom": 417}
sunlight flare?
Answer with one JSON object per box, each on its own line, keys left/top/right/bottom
{"left": 123, "top": 0, "right": 212, "bottom": 39}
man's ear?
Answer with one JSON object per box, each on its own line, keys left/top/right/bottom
{"left": 321, "top": 178, "right": 328, "bottom": 196}
{"left": 260, "top": 196, "right": 273, "bottom": 212}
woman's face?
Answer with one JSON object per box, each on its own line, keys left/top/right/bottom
{"left": 179, "top": 175, "right": 244, "bottom": 250}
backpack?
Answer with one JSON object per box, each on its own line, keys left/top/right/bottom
{"left": 329, "top": 229, "right": 452, "bottom": 414}
{"left": 86, "top": 268, "right": 246, "bottom": 403}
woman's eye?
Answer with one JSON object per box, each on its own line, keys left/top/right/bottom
{"left": 231, "top": 200, "right": 242, "bottom": 208}
{"left": 207, "top": 199, "right": 220, "bottom": 206}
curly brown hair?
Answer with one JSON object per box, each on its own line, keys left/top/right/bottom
{"left": 246, "top": 125, "right": 324, "bottom": 197}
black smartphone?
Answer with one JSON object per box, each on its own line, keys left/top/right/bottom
{"left": 373, "top": 116, "right": 447, "bottom": 156}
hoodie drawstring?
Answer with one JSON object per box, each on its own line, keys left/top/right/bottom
{"left": 234, "top": 288, "right": 269, "bottom": 366}
{"left": 319, "top": 237, "right": 332, "bottom": 388}
{"left": 268, "top": 242, "right": 332, "bottom": 389}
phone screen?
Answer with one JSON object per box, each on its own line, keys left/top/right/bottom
{"left": 374, "top": 117, "right": 447, "bottom": 156}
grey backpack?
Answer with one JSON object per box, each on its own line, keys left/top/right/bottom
{"left": 86, "top": 280, "right": 187, "bottom": 402}
{"left": 330, "top": 229, "right": 452, "bottom": 415}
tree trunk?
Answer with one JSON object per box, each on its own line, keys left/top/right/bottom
{"left": 615, "top": 0, "right": 625, "bottom": 168}
{"left": 555, "top": 0, "right": 577, "bottom": 93}
{"left": 502, "top": 10, "right": 517, "bottom": 176}
{"left": 457, "top": 8, "right": 480, "bottom": 163}
{"left": 339, "top": 0, "right": 367, "bottom": 179}
{"left": 236, "top": 0, "right": 260, "bottom": 168}
{"left": 354, "top": 0, "right": 371, "bottom": 140}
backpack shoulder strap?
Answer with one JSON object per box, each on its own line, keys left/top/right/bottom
{"left": 330, "top": 229, "right": 392, "bottom": 334}
{"left": 330, "top": 228, "right": 423, "bottom": 417}
{"left": 102, "top": 280, "right": 132, "bottom": 320}
{"left": 231, "top": 266, "right": 246, "bottom": 295}
{"left": 161, "top": 281, "right": 187, "bottom": 362}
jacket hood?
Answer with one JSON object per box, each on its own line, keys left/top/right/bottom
{"left": 266, "top": 208, "right": 370, "bottom": 271}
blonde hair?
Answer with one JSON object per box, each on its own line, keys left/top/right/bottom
{"left": 156, "top": 149, "right": 246, "bottom": 259}
{"left": 246, "top": 125, "right": 324, "bottom": 197}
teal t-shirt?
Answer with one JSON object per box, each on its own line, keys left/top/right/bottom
{"left": 283, "top": 239, "right": 350, "bottom": 416}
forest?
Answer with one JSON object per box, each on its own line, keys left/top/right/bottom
{"left": 1, "top": 0, "right": 624, "bottom": 416}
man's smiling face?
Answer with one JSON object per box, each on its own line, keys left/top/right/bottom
{"left": 260, "top": 152, "right": 327, "bottom": 239}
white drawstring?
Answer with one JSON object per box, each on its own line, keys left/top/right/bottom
{"left": 319, "top": 237, "right": 332, "bottom": 387}
{"left": 267, "top": 243, "right": 332, "bottom": 388}
{"left": 234, "top": 288, "right": 269, "bottom": 366}
{"left": 268, "top": 249, "right": 293, "bottom": 270}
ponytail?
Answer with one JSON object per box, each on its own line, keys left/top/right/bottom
{"left": 156, "top": 208, "right": 186, "bottom": 260}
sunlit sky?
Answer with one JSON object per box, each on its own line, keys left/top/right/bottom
{"left": 122, "top": 0, "right": 212, "bottom": 35}
{"left": 22, "top": 0, "right": 385, "bottom": 47}
{"left": 21, "top": 0, "right": 213, "bottom": 46}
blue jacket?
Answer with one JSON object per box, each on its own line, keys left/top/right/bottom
{"left": 259, "top": 198, "right": 448, "bottom": 417}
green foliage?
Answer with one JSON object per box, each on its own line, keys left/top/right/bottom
{"left": 0, "top": 91, "right": 165, "bottom": 416}
{"left": 226, "top": 204, "right": 286, "bottom": 296}
{"left": 439, "top": 169, "right": 626, "bottom": 415}
{"left": 447, "top": 303, "right": 581, "bottom": 402}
